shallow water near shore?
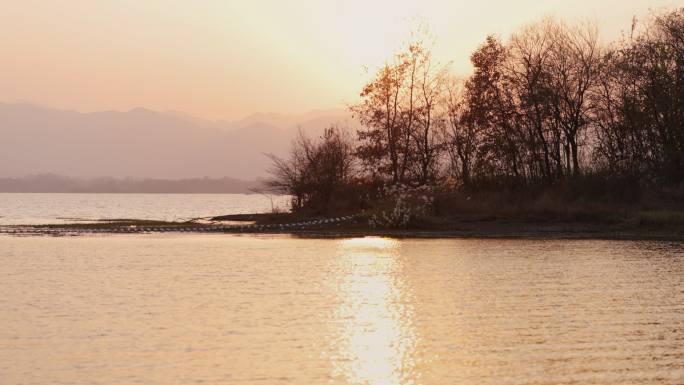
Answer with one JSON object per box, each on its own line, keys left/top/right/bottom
{"left": 1, "top": 234, "right": 682, "bottom": 385}
{"left": 0, "top": 193, "right": 290, "bottom": 225}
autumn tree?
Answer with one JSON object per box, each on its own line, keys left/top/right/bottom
{"left": 268, "top": 8, "right": 683, "bottom": 215}
{"left": 352, "top": 41, "right": 448, "bottom": 186}
{"left": 351, "top": 61, "right": 407, "bottom": 183}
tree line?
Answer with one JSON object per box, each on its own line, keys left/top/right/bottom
{"left": 268, "top": 9, "right": 684, "bottom": 212}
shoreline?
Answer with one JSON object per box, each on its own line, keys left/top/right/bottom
{"left": 1, "top": 229, "right": 681, "bottom": 242}
{"left": 1, "top": 215, "right": 682, "bottom": 241}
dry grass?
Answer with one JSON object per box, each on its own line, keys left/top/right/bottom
{"left": 634, "top": 210, "right": 684, "bottom": 228}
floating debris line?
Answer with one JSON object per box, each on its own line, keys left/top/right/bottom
{"left": 0, "top": 215, "right": 359, "bottom": 236}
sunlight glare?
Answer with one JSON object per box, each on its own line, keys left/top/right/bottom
{"left": 331, "top": 237, "right": 417, "bottom": 385}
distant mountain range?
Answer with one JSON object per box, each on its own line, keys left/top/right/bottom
{"left": 0, "top": 102, "right": 359, "bottom": 181}
{"left": 0, "top": 174, "right": 260, "bottom": 194}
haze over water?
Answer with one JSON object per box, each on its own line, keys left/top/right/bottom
{"left": 1, "top": 235, "right": 682, "bottom": 384}
{"left": 0, "top": 193, "right": 290, "bottom": 225}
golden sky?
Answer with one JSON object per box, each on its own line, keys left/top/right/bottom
{"left": 0, "top": 0, "right": 677, "bottom": 120}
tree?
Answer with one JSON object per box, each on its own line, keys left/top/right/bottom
{"left": 461, "top": 35, "right": 523, "bottom": 182}
{"left": 592, "top": 8, "right": 684, "bottom": 184}
{"left": 408, "top": 43, "right": 447, "bottom": 184}
{"left": 265, "top": 127, "right": 355, "bottom": 211}
{"left": 547, "top": 20, "right": 601, "bottom": 176}
{"left": 443, "top": 76, "right": 478, "bottom": 185}
{"left": 462, "top": 20, "right": 601, "bottom": 184}
{"left": 352, "top": 41, "right": 448, "bottom": 186}
{"left": 507, "top": 20, "right": 558, "bottom": 182}
{"left": 351, "top": 61, "right": 407, "bottom": 183}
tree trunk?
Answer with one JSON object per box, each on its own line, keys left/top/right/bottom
{"left": 570, "top": 137, "right": 580, "bottom": 176}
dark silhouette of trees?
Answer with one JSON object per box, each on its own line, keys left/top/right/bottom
{"left": 410, "top": 45, "right": 447, "bottom": 185}
{"left": 456, "top": 20, "right": 601, "bottom": 184}
{"left": 547, "top": 21, "right": 601, "bottom": 177}
{"left": 443, "top": 76, "right": 478, "bottom": 185}
{"left": 593, "top": 9, "right": 684, "bottom": 184}
{"left": 507, "top": 21, "right": 557, "bottom": 182}
{"left": 265, "top": 127, "right": 355, "bottom": 211}
{"left": 269, "top": 8, "right": 684, "bottom": 213}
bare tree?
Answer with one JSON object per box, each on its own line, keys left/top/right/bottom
{"left": 443, "top": 76, "right": 478, "bottom": 184}
{"left": 547, "top": 20, "right": 601, "bottom": 176}
{"left": 592, "top": 8, "right": 684, "bottom": 184}
{"left": 265, "top": 127, "right": 355, "bottom": 211}
{"left": 407, "top": 43, "right": 447, "bottom": 184}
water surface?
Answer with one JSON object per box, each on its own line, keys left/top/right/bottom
{"left": 0, "top": 193, "right": 290, "bottom": 224}
{"left": 0, "top": 235, "right": 682, "bottom": 384}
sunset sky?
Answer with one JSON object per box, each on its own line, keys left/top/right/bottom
{"left": 0, "top": 0, "right": 677, "bottom": 120}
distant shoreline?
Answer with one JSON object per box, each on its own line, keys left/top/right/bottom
{"left": 0, "top": 191, "right": 262, "bottom": 195}
{"left": 0, "top": 175, "right": 262, "bottom": 194}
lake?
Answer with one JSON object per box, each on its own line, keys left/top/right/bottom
{"left": 0, "top": 234, "right": 682, "bottom": 384}
{"left": 0, "top": 193, "right": 291, "bottom": 225}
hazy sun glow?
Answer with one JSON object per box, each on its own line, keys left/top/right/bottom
{"left": 0, "top": 0, "right": 677, "bottom": 120}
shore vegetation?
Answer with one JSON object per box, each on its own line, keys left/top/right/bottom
{"left": 265, "top": 9, "right": 684, "bottom": 233}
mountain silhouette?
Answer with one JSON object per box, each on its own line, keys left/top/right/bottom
{"left": 0, "top": 103, "right": 358, "bottom": 180}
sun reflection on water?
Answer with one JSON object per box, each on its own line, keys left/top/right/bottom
{"left": 330, "top": 237, "right": 418, "bottom": 385}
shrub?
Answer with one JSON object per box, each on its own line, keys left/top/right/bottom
{"left": 368, "top": 184, "right": 434, "bottom": 228}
